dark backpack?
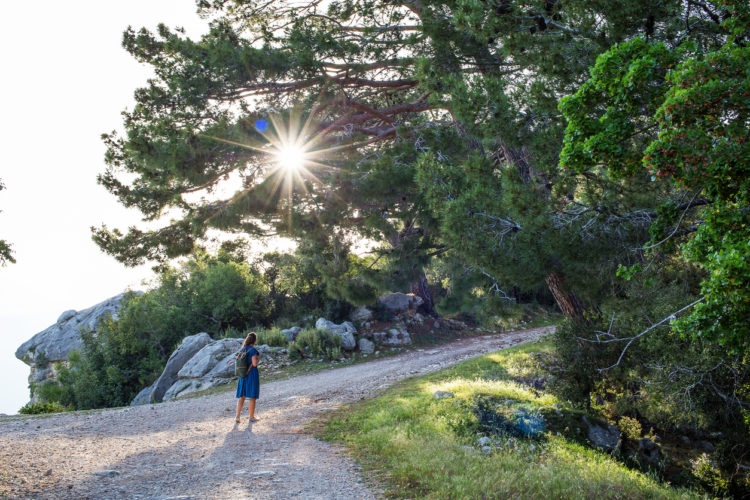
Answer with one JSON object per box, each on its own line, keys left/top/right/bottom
{"left": 234, "top": 347, "right": 250, "bottom": 377}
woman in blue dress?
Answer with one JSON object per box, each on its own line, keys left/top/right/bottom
{"left": 235, "top": 331, "right": 261, "bottom": 423}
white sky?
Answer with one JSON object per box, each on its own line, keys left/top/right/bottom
{"left": 0, "top": 1, "right": 211, "bottom": 414}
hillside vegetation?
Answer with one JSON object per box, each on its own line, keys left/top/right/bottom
{"left": 321, "top": 340, "right": 714, "bottom": 498}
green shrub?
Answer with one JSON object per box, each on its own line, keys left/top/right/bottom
{"left": 255, "top": 327, "right": 288, "bottom": 347}
{"left": 288, "top": 328, "right": 342, "bottom": 361}
{"left": 691, "top": 453, "right": 728, "bottom": 495}
{"left": 618, "top": 416, "right": 642, "bottom": 441}
{"left": 19, "top": 401, "right": 69, "bottom": 415}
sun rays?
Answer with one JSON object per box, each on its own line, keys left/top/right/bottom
{"left": 202, "top": 107, "right": 348, "bottom": 198}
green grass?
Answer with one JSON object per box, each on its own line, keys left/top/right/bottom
{"left": 318, "top": 340, "right": 707, "bottom": 499}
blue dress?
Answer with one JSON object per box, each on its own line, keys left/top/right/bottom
{"left": 236, "top": 346, "right": 260, "bottom": 399}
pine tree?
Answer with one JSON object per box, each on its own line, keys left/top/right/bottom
{"left": 95, "top": 0, "right": 729, "bottom": 320}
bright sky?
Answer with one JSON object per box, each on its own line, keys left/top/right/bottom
{"left": 0, "top": 1, "right": 211, "bottom": 414}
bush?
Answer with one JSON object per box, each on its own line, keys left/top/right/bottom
{"left": 619, "top": 416, "right": 642, "bottom": 441}
{"left": 19, "top": 401, "right": 69, "bottom": 415}
{"left": 288, "top": 328, "right": 342, "bottom": 361}
{"left": 255, "top": 328, "right": 288, "bottom": 347}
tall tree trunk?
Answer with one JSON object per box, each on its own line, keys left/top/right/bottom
{"left": 411, "top": 271, "right": 438, "bottom": 317}
{"left": 544, "top": 272, "right": 592, "bottom": 322}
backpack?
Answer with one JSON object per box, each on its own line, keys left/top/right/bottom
{"left": 234, "top": 347, "right": 250, "bottom": 377}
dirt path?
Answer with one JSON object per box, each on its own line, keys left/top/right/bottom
{"left": 0, "top": 326, "right": 552, "bottom": 499}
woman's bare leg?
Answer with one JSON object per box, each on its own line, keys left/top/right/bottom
{"left": 248, "top": 398, "right": 256, "bottom": 419}
{"left": 236, "top": 396, "right": 246, "bottom": 419}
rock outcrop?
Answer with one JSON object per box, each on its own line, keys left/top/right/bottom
{"left": 161, "top": 338, "right": 242, "bottom": 401}
{"left": 281, "top": 326, "right": 302, "bottom": 342}
{"left": 583, "top": 415, "right": 622, "bottom": 453}
{"left": 357, "top": 338, "right": 375, "bottom": 354}
{"left": 349, "top": 306, "right": 373, "bottom": 323}
{"left": 131, "top": 333, "right": 213, "bottom": 405}
{"left": 15, "top": 293, "right": 134, "bottom": 403}
{"left": 377, "top": 293, "right": 423, "bottom": 313}
{"left": 315, "top": 318, "right": 357, "bottom": 351}
{"left": 132, "top": 337, "right": 291, "bottom": 404}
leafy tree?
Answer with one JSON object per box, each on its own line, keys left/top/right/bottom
{"left": 98, "top": 0, "right": 709, "bottom": 316}
{"left": 0, "top": 178, "right": 15, "bottom": 266}
{"left": 559, "top": 1, "right": 749, "bottom": 352}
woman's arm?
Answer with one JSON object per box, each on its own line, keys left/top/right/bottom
{"left": 251, "top": 354, "right": 259, "bottom": 367}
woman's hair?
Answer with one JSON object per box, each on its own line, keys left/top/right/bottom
{"left": 242, "top": 331, "right": 257, "bottom": 348}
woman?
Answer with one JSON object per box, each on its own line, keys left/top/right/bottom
{"left": 235, "top": 331, "right": 261, "bottom": 423}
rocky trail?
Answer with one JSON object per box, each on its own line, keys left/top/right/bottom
{"left": 0, "top": 326, "right": 552, "bottom": 499}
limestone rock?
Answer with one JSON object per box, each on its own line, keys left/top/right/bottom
{"left": 281, "top": 326, "right": 302, "bottom": 341}
{"left": 57, "top": 310, "right": 77, "bottom": 324}
{"left": 372, "top": 331, "right": 387, "bottom": 343}
{"left": 358, "top": 338, "right": 375, "bottom": 354}
{"left": 637, "top": 438, "right": 662, "bottom": 466}
{"left": 158, "top": 339, "right": 290, "bottom": 401}
{"left": 15, "top": 293, "right": 136, "bottom": 403}
{"left": 178, "top": 338, "right": 242, "bottom": 379}
{"left": 583, "top": 415, "right": 621, "bottom": 453}
{"left": 131, "top": 381, "right": 157, "bottom": 406}
{"left": 16, "top": 293, "right": 131, "bottom": 365}
{"left": 133, "top": 332, "right": 213, "bottom": 405}
{"left": 385, "top": 326, "right": 411, "bottom": 346}
{"left": 434, "top": 391, "right": 455, "bottom": 399}
{"left": 350, "top": 306, "right": 373, "bottom": 323}
{"left": 377, "top": 293, "right": 423, "bottom": 314}
{"left": 315, "top": 318, "right": 357, "bottom": 351}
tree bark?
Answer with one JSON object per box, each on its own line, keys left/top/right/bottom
{"left": 410, "top": 271, "right": 439, "bottom": 317}
{"left": 544, "top": 272, "right": 593, "bottom": 323}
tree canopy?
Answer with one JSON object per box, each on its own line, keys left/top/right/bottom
{"left": 0, "top": 178, "right": 15, "bottom": 266}
{"left": 95, "top": 0, "right": 749, "bottom": 443}
{"left": 95, "top": 0, "right": 734, "bottom": 313}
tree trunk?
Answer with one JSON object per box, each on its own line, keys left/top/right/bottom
{"left": 411, "top": 272, "right": 438, "bottom": 317}
{"left": 544, "top": 272, "right": 592, "bottom": 323}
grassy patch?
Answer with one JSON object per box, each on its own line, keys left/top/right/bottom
{"left": 318, "top": 340, "right": 706, "bottom": 499}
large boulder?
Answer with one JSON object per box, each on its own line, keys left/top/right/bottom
{"left": 177, "top": 338, "right": 242, "bottom": 379}
{"left": 583, "top": 415, "right": 621, "bottom": 453}
{"left": 315, "top": 318, "right": 357, "bottom": 351}
{"left": 377, "top": 293, "right": 423, "bottom": 314}
{"left": 16, "top": 293, "right": 131, "bottom": 365}
{"left": 385, "top": 326, "right": 412, "bottom": 346}
{"left": 130, "top": 381, "right": 157, "bottom": 406}
{"left": 15, "top": 293, "right": 135, "bottom": 403}
{"left": 358, "top": 338, "right": 375, "bottom": 354}
{"left": 281, "top": 326, "right": 302, "bottom": 342}
{"left": 350, "top": 306, "right": 373, "bottom": 323}
{"left": 132, "top": 332, "right": 213, "bottom": 405}
{"left": 159, "top": 341, "right": 289, "bottom": 401}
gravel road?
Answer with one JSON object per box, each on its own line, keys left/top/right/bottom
{"left": 0, "top": 326, "right": 552, "bottom": 499}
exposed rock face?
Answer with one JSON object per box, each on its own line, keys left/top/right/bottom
{"left": 315, "top": 318, "right": 357, "bottom": 351}
{"left": 281, "top": 326, "right": 302, "bottom": 342}
{"left": 132, "top": 333, "right": 213, "bottom": 405}
{"left": 178, "top": 338, "right": 242, "bottom": 379}
{"left": 350, "top": 306, "right": 373, "bottom": 323}
{"left": 385, "top": 325, "right": 412, "bottom": 346}
{"left": 583, "top": 415, "right": 621, "bottom": 453}
{"left": 358, "top": 338, "right": 375, "bottom": 354}
{"left": 15, "top": 293, "right": 133, "bottom": 403}
{"left": 161, "top": 338, "right": 243, "bottom": 401}
{"left": 133, "top": 337, "right": 292, "bottom": 404}
{"left": 377, "top": 293, "right": 423, "bottom": 314}
{"left": 130, "top": 381, "right": 158, "bottom": 406}
{"left": 637, "top": 438, "right": 662, "bottom": 466}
